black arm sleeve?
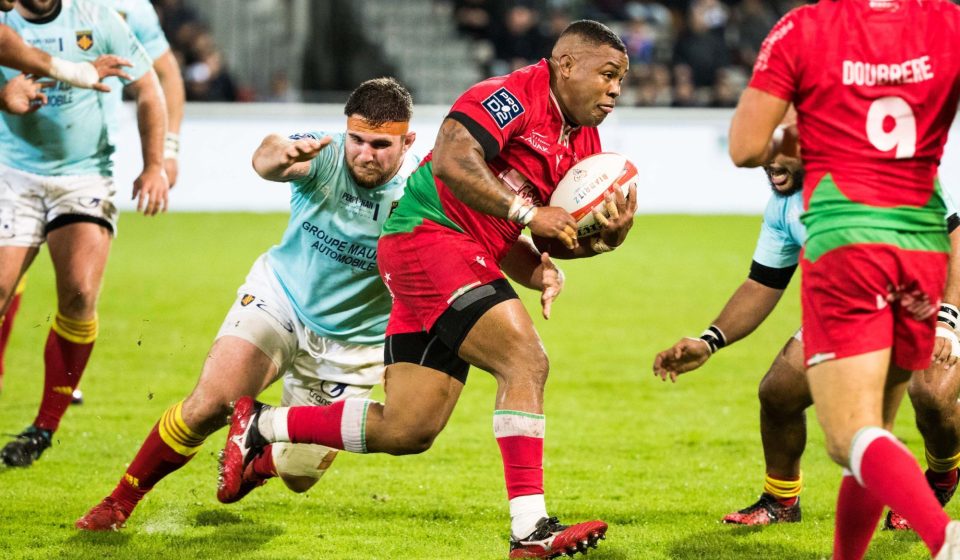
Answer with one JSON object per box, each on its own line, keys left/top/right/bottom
{"left": 749, "top": 260, "right": 797, "bottom": 290}
{"left": 948, "top": 213, "right": 960, "bottom": 234}
{"left": 446, "top": 112, "right": 501, "bottom": 161}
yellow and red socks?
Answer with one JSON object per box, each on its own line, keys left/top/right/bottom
{"left": 850, "top": 427, "right": 949, "bottom": 557}
{"left": 34, "top": 313, "right": 96, "bottom": 432}
{"left": 834, "top": 470, "right": 885, "bottom": 560}
{"left": 263, "top": 399, "right": 374, "bottom": 453}
{"left": 926, "top": 448, "right": 960, "bottom": 491}
{"left": 110, "top": 402, "right": 205, "bottom": 513}
{"left": 763, "top": 473, "right": 802, "bottom": 507}
{"left": 494, "top": 410, "right": 546, "bottom": 538}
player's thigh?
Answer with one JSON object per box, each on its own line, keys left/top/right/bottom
{"left": 0, "top": 164, "right": 46, "bottom": 309}
{"left": 46, "top": 222, "right": 112, "bottom": 312}
{"left": 806, "top": 348, "right": 892, "bottom": 463}
{"left": 0, "top": 246, "right": 38, "bottom": 311}
{"left": 758, "top": 330, "right": 812, "bottom": 413}
{"left": 458, "top": 298, "right": 546, "bottom": 378}
{"left": 182, "top": 255, "right": 299, "bottom": 432}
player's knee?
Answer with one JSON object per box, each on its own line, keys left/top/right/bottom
{"left": 57, "top": 286, "right": 99, "bottom": 317}
{"left": 390, "top": 425, "right": 439, "bottom": 455}
{"left": 823, "top": 436, "right": 852, "bottom": 466}
{"left": 908, "top": 375, "right": 954, "bottom": 419}
{"left": 758, "top": 379, "right": 806, "bottom": 417}
{"left": 280, "top": 475, "right": 319, "bottom": 493}
{"left": 180, "top": 394, "right": 231, "bottom": 435}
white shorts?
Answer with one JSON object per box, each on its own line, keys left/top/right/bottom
{"left": 216, "top": 254, "right": 384, "bottom": 407}
{"left": 0, "top": 162, "right": 118, "bottom": 247}
{"left": 793, "top": 328, "right": 803, "bottom": 342}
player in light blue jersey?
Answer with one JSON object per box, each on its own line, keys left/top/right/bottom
{"left": 76, "top": 78, "right": 566, "bottom": 531}
{"left": 0, "top": 0, "right": 133, "bottom": 114}
{"left": 0, "top": 0, "right": 168, "bottom": 468}
{"left": 654, "top": 149, "right": 960, "bottom": 529}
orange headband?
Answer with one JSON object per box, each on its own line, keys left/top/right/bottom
{"left": 347, "top": 116, "right": 409, "bottom": 135}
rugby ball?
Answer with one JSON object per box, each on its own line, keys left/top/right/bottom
{"left": 549, "top": 152, "right": 638, "bottom": 237}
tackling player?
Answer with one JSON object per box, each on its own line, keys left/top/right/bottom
{"left": 728, "top": 1, "right": 960, "bottom": 558}
{"left": 0, "top": 0, "right": 168, "bottom": 467}
{"left": 653, "top": 151, "right": 960, "bottom": 529}
{"left": 75, "top": 78, "right": 566, "bottom": 531}
{"left": 219, "top": 20, "right": 635, "bottom": 559}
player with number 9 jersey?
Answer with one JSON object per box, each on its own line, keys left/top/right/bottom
{"left": 748, "top": 0, "right": 960, "bottom": 371}
{"left": 732, "top": 1, "right": 960, "bottom": 558}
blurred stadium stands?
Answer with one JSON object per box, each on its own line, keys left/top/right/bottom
{"left": 158, "top": 0, "right": 958, "bottom": 106}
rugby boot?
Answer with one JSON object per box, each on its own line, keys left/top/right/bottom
{"left": 71, "top": 388, "right": 84, "bottom": 405}
{"left": 509, "top": 516, "right": 607, "bottom": 559}
{"left": 885, "top": 468, "right": 959, "bottom": 531}
{"left": 75, "top": 497, "right": 129, "bottom": 531}
{"left": 721, "top": 493, "right": 801, "bottom": 525}
{"left": 218, "top": 396, "right": 269, "bottom": 503}
{"left": 1, "top": 425, "right": 52, "bottom": 467}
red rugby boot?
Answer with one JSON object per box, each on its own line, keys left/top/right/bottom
{"left": 722, "top": 493, "right": 802, "bottom": 525}
{"left": 217, "top": 397, "right": 269, "bottom": 503}
{"left": 509, "top": 516, "right": 607, "bottom": 559}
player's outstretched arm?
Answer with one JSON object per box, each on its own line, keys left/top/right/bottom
{"left": 933, "top": 225, "right": 960, "bottom": 367}
{"left": 653, "top": 278, "right": 785, "bottom": 382}
{"left": 252, "top": 134, "right": 332, "bottom": 182}
{"left": 501, "top": 236, "right": 565, "bottom": 319}
{"left": 153, "top": 50, "right": 185, "bottom": 187}
{"left": 729, "top": 87, "right": 792, "bottom": 168}
{"left": 432, "top": 117, "right": 579, "bottom": 250}
{"left": 127, "top": 69, "right": 169, "bottom": 216}
{"left": 0, "top": 74, "right": 46, "bottom": 114}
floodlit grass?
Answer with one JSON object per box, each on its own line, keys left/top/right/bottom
{"left": 0, "top": 213, "right": 942, "bottom": 559}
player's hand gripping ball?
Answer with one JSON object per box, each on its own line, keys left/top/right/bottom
{"left": 549, "top": 152, "right": 638, "bottom": 237}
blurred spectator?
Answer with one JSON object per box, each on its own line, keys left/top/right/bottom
{"left": 265, "top": 70, "right": 301, "bottom": 103}
{"left": 672, "top": 0, "right": 731, "bottom": 88}
{"left": 453, "top": 0, "right": 503, "bottom": 41}
{"left": 185, "top": 49, "right": 238, "bottom": 102}
{"left": 729, "top": 0, "right": 778, "bottom": 68}
{"left": 491, "top": 3, "right": 550, "bottom": 73}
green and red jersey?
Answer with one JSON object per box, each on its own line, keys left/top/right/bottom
{"left": 748, "top": 0, "right": 960, "bottom": 261}
{"left": 382, "top": 60, "right": 602, "bottom": 262}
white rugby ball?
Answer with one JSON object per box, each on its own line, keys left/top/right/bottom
{"left": 549, "top": 152, "right": 638, "bottom": 237}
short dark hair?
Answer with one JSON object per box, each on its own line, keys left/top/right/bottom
{"left": 557, "top": 20, "right": 626, "bottom": 54}
{"left": 344, "top": 77, "right": 413, "bottom": 125}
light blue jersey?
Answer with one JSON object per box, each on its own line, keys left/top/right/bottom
{"left": 267, "top": 132, "right": 417, "bottom": 345}
{"left": 752, "top": 191, "right": 806, "bottom": 270}
{"left": 0, "top": 0, "right": 153, "bottom": 176}
{"left": 98, "top": 0, "right": 169, "bottom": 60}
{"left": 752, "top": 188, "right": 959, "bottom": 271}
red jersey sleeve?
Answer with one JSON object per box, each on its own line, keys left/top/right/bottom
{"left": 748, "top": 8, "right": 807, "bottom": 102}
{"left": 446, "top": 76, "right": 531, "bottom": 161}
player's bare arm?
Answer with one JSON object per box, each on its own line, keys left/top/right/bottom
{"left": 0, "top": 74, "right": 46, "bottom": 114}
{"left": 127, "top": 69, "right": 169, "bottom": 216}
{"left": 152, "top": 50, "right": 185, "bottom": 188}
{"left": 432, "top": 118, "right": 580, "bottom": 250}
{"left": 500, "top": 236, "right": 565, "bottom": 319}
{"left": 653, "top": 279, "right": 786, "bottom": 382}
{"left": 729, "top": 87, "right": 792, "bottom": 168}
{"left": 933, "top": 226, "right": 960, "bottom": 367}
{"left": 252, "top": 134, "right": 332, "bottom": 182}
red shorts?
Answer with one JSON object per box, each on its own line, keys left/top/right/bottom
{"left": 801, "top": 244, "right": 947, "bottom": 371}
{"left": 377, "top": 222, "right": 505, "bottom": 336}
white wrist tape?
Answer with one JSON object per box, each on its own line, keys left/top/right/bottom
{"left": 591, "top": 236, "right": 615, "bottom": 253}
{"left": 507, "top": 195, "right": 537, "bottom": 226}
{"left": 937, "top": 325, "right": 960, "bottom": 360}
{"left": 164, "top": 132, "right": 180, "bottom": 160}
{"left": 48, "top": 57, "right": 100, "bottom": 89}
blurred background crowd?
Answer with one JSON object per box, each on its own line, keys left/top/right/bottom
{"left": 148, "top": 0, "right": 864, "bottom": 107}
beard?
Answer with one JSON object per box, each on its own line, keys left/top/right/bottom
{"left": 348, "top": 164, "right": 392, "bottom": 189}
{"left": 767, "top": 167, "right": 804, "bottom": 198}
{"left": 19, "top": 0, "right": 59, "bottom": 16}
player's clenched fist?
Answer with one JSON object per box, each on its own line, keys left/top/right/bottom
{"left": 528, "top": 206, "right": 579, "bottom": 250}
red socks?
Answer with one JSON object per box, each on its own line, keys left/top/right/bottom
{"left": 34, "top": 319, "right": 95, "bottom": 431}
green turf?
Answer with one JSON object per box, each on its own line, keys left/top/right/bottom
{"left": 0, "top": 213, "right": 942, "bottom": 559}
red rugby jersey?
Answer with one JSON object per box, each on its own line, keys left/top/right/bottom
{"left": 441, "top": 60, "right": 602, "bottom": 261}
{"left": 749, "top": 0, "right": 960, "bottom": 211}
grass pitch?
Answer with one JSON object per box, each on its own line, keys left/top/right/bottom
{"left": 0, "top": 213, "right": 944, "bottom": 559}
